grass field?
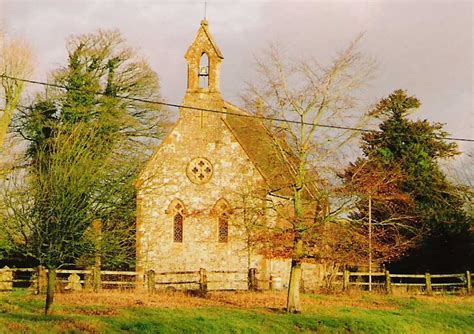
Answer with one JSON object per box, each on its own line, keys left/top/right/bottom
{"left": 0, "top": 289, "right": 473, "bottom": 333}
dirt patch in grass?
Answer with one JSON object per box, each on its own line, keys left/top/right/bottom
{"left": 51, "top": 319, "right": 103, "bottom": 334}
{"left": 50, "top": 290, "right": 403, "bottom": 312}
{"left": 208, "top": 291, "right": 399, "bottom": 311}
{"left": 413, "top": 295, "right": 474, "bottom": 305}
{"left": 6, "top": 322, "right": 31, "bottom": 332}
{"left": 57, "top": 306, "right": 119, "bottom": 316}
{"left": 53, "top": 290, "right": 225, "bottom": 309}
{"left": 0, "top": 302, "right": 20, "bottom": 313}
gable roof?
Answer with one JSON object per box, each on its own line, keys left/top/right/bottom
{"left": 223, "top": 102, "right": 295, "bottom": 196}
{"left": 184, "top": 20, "right": 224, "bottom": 59}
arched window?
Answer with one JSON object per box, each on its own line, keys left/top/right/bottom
{"left": 213, "top": 199, "right": 231, "bottom": 243}
{"left": 199, "top": 52, "right": 209, "bottom": 88}
{"left": 218, "top": 214, "right": 228, "bottom": 243}
{"left": 166, "top": 199, "right": 187, "bottom": 243}
{"left": 174, "top": 212, "right": 183, "bottom": 243}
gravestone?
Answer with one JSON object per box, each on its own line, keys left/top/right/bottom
{"left": 0, "top": 266, "right": 13, "bottom": 291}
{"left": 65, "top": 273, "right": 82, "bottom": 291}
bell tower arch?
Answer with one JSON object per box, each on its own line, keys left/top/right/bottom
{"left": 184, "top": 19, "right": 224, "bottom": 94}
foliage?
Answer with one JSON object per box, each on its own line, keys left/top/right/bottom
{"left": 350, "top": 89, "right": 473, "bottom": 272}
{"left": 341, "top": 158, "right": 418, "bottom": 267}
{"left": 0, "top": 29, "right": 166, "bottom": 313}
{"left": 1, "top": 125, "right": 138, "bottom": 267}
{"left": 20, "top": 30, "right": 165, "bottom": 154}
{"left": 5, "top": 29, "right": 166, "bottom": 269}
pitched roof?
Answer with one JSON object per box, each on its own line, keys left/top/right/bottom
{"left": 223, "top": 102, "right": 295, "bottom": 195}
{"left": 184, "top": 20, "right": 224, "bottom": 59}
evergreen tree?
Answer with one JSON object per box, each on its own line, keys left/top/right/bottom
{"left": 349, "top": 89, "right": 472, "bottom": 272}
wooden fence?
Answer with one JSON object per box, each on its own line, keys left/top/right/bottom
{"left": 331, "top": 270, "right": 472, "bottom": 294}
{"left": 4, "top": 267, "right": 142, "bottom": 292}
{"left": 146, "top": 269, "right": 252, "bottom": 293}
{"left": 0, "top": 266, "right": 255, "bottom": 293}
{"left": 0, "top": 266, "right": 472, "bottom": 295}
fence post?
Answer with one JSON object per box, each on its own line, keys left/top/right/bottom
{"left": 425, "top": 273, "right": 432, "bottom": 295}
{"left": 147, "top": 270, "right": 156, "bottom": 293}
{"left": 38, "top": 266, "right": 48, "bottom": 294}
{"left": 466, "top": 271, "right": 472, "bottom": 294}
{"left": 385, "top": 270, "right": 392, "bottom": 294}
{"left": 92, "top": 265, "right": 101, "bottom": 292}
{"left": 84, "top": 267, "right": 93, "bottom": 291}
{"left": 343, "top": 270, "right": 350, "bottom": 292}
{"left": 248, "top": 268, "right": 257, "bottom": 291}
{"left": 199, "top": 268, "right": 208, "bottom": 295}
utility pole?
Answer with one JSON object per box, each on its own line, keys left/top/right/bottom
{"left": 368, "top": 194, "right": 372, "bottom": 292}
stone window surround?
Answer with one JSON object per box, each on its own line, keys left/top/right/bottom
{"left": 166, "top": 199, "right": 187, "bottom": 243}
{"left": 198, "top": 51, "right": 210, "bottom": 88}
{"left": 164, "top": 198, "right": 234, "bottom": 243}
{"left": 213, "top": 198, "right": 232, "bottom": 243}
{"left": 186, "top": 157, "right": 214, "bottom": 185}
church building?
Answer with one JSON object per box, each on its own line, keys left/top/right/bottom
{"left": 135, "top": 20, "right": 297, "bottom": 290}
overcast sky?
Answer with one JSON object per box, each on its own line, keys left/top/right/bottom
{"left": 1, "top": 0, "right": 472, "bottom": 149}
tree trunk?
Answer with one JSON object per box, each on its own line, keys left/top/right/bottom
{"left": 287, "top": 164, "right": 305, "bottom": 313}
{"left": 92, "top": 219, "right": 102, "bottom": 292}
{"left": 287, "top": 237, "right": 303, "bottom": 313}
{"left": 45, "top": 268, "right": 56, "bottom": 315}
{"left": 286, "top": 258, "right": 302, "bottom": 313}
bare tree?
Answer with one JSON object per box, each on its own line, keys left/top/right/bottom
{"left": 244, "top": 38, "right": 375, "bottom": 312}
{"left": 0, "top": 31, "right": 34, "bottom": 149}
{"left": 231, "top": 186, "right": 268, "bottom": 270}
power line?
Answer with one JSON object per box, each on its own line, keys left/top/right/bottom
{"left": 2, "top": 74, "right": 473, "bottom": 143}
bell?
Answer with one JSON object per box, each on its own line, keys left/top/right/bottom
{"left": 199, "top": 66, "right": 209, "bottom": 76}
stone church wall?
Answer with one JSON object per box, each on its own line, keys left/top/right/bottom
{"left": 136, "top": 113, "right": 266, "bottom": 288}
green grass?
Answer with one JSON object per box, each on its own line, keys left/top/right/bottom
{"left": 0, "top": 290, "right": 473, "bottom": 333}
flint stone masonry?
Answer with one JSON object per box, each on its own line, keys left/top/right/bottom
{"left": 136, "top": 112, "right": 264, "bottom": 281}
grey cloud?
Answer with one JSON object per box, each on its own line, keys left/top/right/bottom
{"left": 2, "top": 0, "right": 472, "bottom": 148}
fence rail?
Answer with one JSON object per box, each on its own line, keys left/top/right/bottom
{"left": 332, "top": 270, "right": 472, "bottom": 294}
{"left": 0, "top": 266, "right": 472, "bottom": 295}
{"left": 0, "top": 266, "right": 253, "bottom": 293}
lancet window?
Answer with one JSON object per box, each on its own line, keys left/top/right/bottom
{"left": 199, "top": 52, "right": 209, "bottom": 88}
{"left": 214, "top": 199, "right": 231, "bottom": 243}
{"left": 167, "top": 199, "right": 187, "bottom": 243}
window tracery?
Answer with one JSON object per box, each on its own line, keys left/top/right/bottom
{"left": 186, "top": 157, "right": 213, "bottom": 184}
{"left": 174, "top": 212, "right": 183, "bottom": 243}
{"left": 166, "top": 199, "right": 186, "bottom": 243}
{"left": 213, "top": 199, "right": 231, "bottom": 243}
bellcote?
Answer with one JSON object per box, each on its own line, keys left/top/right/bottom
{"left": 184, "top": 20, "right": 224, "bottom": 94}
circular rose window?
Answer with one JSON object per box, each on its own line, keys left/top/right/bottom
{"left": 186, "top": 157, "right": 213, "bottom": 184}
